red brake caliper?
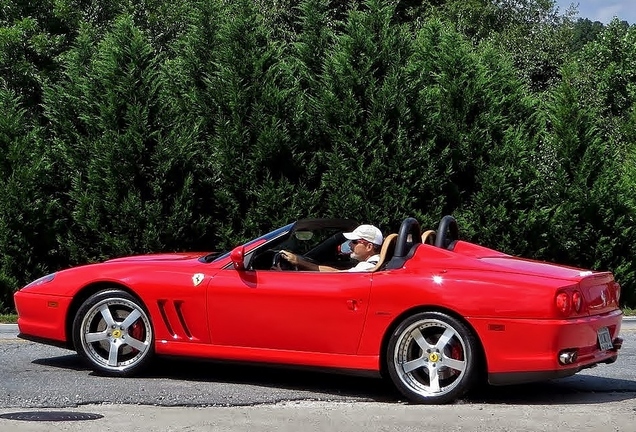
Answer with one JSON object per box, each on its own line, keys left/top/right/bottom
{"left": 128, "top": 320, "right": 144, "bottom": 353}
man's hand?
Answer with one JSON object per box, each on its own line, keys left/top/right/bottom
{"left": 280, "top": 250, "right": 300, "bottom": 266}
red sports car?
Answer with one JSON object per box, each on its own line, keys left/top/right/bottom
{"left": 13, "top": 216, "right": 623, "bottom": 404}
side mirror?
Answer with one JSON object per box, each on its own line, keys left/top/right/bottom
{"left": 230, "top": 246, "right": 246, "bottom": 271}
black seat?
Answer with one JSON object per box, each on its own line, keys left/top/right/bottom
{"left": 434, "top": 215, "right": 459, "bottom": 250}
{"left": 384, "top": 217, "right": 422, "bottom": 270}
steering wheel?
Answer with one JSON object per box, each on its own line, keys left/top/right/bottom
{"left": 272, "top": 251, "right": 298, "bottom": 271}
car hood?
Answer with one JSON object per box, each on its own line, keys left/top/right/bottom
{"left": 105, "top": 253, "right": 207, "bottom": 263}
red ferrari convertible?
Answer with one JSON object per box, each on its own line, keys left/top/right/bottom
{"left": 14, "top": 216, "right": 623, "bottom": 404}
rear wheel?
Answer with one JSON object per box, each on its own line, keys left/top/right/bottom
{"left": 386, "top": 311, "right": 479, "bottom": 404}
{"left": 72, "top": 289, "right": 154, "bottom": 376}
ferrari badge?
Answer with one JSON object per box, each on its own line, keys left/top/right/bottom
{"left": 192, "top": 273, "right": 204, "bottom": 286}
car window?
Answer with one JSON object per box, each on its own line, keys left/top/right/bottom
{"left": 248, "top": 227, "right": 351, "bottom": 271}
{"left": 284, "top": 228, "right": 341, "bottom": 255}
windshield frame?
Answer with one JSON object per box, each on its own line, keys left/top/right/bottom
{"left": 202, "top": 223, "right": 295, "bottom": 264}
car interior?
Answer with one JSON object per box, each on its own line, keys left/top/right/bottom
{"left": 247, "top": 219, "right": 359, "bottom": 271}
{"left": 245, "top": 215, "right": 459, "bottom": 272}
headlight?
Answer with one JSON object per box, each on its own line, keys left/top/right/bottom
{"left": 24, "top": 273, "right": 56, "bottom": 288}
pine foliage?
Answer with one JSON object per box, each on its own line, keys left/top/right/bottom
{"left": 0, "top": 86, "right": 62, "bottom": 311}
{"left": 1, "top": 0, "right": 636, "bottom": 309}
{"left": 43, "top": 16, "right": 210, "bottom": 263}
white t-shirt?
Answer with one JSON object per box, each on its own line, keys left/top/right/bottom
{"left": 348, "top": 254, "right": 381, "bottom": 272}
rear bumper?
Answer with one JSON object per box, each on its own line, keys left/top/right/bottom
{"left": 468, "top": 309, "right": 623, "bottom": 385}
{"left": 488, "top": 353, "right": 618, "bottom": 385}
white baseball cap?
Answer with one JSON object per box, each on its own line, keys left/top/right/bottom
{"left": 343, "top": 224, "right": 383, "bottom": 246}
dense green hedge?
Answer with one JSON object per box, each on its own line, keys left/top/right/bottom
{"left": 1, "top": 0, "right": 636, "bottom": 312}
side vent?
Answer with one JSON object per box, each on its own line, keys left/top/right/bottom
{"left": 174, "top": 300, "right": 192, "bottom": 338}
{"left": 157, "top": 300, "right": 176, "bottom": 337}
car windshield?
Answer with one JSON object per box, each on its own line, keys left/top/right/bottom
{"left": 248, "top": 225, "right": 355, "bottom": 271}
{"left": 199, "top": 223, "right": 294, "bottom": 264}
{"left": 276, "top": 227, "right": 343, "bottom": 256}
{"left": 199, "top": 251, "right": 226, "bottom": 263}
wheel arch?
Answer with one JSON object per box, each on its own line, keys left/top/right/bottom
{"left": 378, "top": 305, "right": 488, "bottom": 380}
{"left": 65, "top": 281, "right": 144, "bottom": 350}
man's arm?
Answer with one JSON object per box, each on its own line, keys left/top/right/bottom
{"left": 280, "top": 250, "right": 339, "bottom": 272}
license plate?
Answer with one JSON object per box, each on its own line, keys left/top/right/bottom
{"left": 597, "top": 327, "right": 613, "bottom": 351}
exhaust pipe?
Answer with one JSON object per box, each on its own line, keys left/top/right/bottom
{"left": 558, "top": 350, "right": 578, "bottom": 365}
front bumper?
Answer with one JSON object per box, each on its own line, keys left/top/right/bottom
{"left": 14, "top": 290, "right": 72, "bottom": 345}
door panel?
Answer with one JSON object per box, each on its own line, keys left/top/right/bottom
{"left": 207, "top": 270, "right": 372, "bottom": 354}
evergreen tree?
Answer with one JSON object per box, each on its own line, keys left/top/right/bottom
{"left": 557, "top": 21, "right": 636, "bottom": 304}
{"left": 569, "top": 20, "right": 636, "bottom": 135}
{"left": 309, "top": 0, "right": 422, "bottom": 230}
{"left": 403, "top": 23, "right": 544, "bottom": 232}
{"left": 571, "top": 18, "right": 605, "bottom": 52}
{"left": 178, "top": 0, "right": 317, "bottom": 246}
{"left": 2, "top": 0, "right": 636, "bottom": 312}
{"left": 43, "top": 16, "right": 209, "bottom": 263}
{"left": 0, "top": 85, "right": 62, "bottom": 310}
{"left": 453, "top": 44, "right": 550, "bottom": 255}
{"left": 540, "top": 67, "right": 636, "bottom": 304}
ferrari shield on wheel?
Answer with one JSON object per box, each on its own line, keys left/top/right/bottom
{"left": 387, "top": 312, "right": 479, "bottom": 404}
{"left": 72, "top": 290, "right": 154, "bottom": 376}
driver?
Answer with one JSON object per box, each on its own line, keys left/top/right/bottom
{"left": 280, "top": 224, "right": 383, "bottom": 272}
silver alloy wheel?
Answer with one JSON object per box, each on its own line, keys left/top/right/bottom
{"left": 79, "top": 296, "right": 153, "bottom": 372}
{"left": 393, "top": 318, "right": 467, "bottom": 397}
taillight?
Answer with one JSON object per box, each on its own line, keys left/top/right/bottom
{"left": 572, "top": 291, "right": 582, "bottom": 313}
{"left": 556, "top": 292, "right": 570, "bottom": 315}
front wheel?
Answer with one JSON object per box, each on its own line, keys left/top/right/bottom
{"left": 386, "top": 311, "right": 480, "bottom": 404}
{"left": 72, "top": 289, "right": 154, "bottom": 376}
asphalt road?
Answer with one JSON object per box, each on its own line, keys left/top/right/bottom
{"left": 0, "top": 320, "right": 635, "bottom": 431}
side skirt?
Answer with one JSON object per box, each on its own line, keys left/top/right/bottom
{"left": 155, "top": 340, "right": 380, "bottom": 374}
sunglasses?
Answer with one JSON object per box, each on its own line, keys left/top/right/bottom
{"left": 350, "top": 239, "right": 370, "bottom": 246}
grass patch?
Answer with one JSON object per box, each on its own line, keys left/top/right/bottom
{"left": 623, "top": 307, "right": 635, "bottom": 316}
{"left": 0, "top": 314, "right": 17, "bottom": 324}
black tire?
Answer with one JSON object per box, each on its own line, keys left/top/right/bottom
{"left": 72, "top": 289, "right": 154, "bottom": 376}
{"left": 386, "top": 311, "right": 479, "bottom": 404}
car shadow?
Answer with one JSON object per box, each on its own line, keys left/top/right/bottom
{"left": 33, "top": 354, "right": 636, "bottom": 405}
{"left": 147, "top": 357, "right": 636, "bottom": 405}
{"left": 32, "top": 353, "right": 90, "bottom": 371}
{"left": 149, "top": 356, "right": 401, "bottom": 402}
{"left": 467, "top": 374, "right": 636, "bottom": 405}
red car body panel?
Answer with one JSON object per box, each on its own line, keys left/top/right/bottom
{"left": 14, "top": 223, "right": 623, "bottom": 386}
{"left": 14, "top": 291, "right": 72, "bottom": 343}
{"left": 205, "top": 270, "right": 372, "bottom": 353}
